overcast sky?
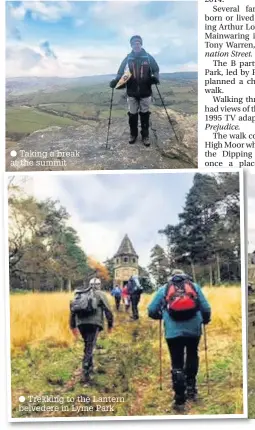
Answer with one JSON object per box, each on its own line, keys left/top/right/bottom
{"left": 10, "top": 172, "right": 195, "bottom": 268}
{"left": 248, "top": 171, "right": 255, "bottom": 253}
{"left": 6, "top": 1, "right": 198, "bottom": 78}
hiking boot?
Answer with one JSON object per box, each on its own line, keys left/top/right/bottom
{"left": 128, "top": 112, "right": 138, "bottom": 143}
{"left": 186, "top": 376, "right": 198, "bottom": 401}
{"left": 80, "top": 373, "right": 91, "bottom": 384}
{"left": 142, "top": 136, "right": 150, "bottom": 147}
{"left": 186, "top": 384, "right": 198, "bottom": 401}
{"left": 173, "top": 400, "right": 186, "bottom": 413}
{"left": 171, "top": 369, "right": 186, "bottom": 411}
{"left": 129, "top": 135, "right": 137, "bottom": 144}
{"left": 139, "top": 111, "right": 150, "bottom": 144}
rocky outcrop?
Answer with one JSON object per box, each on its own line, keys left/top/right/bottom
{"left": 6, "top": 110, "right": 197, "bottom": 171}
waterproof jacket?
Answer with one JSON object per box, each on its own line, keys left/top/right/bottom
{"left": 116, "top": 48, "right": 159, "bottom": 98}
{"left": 111, "top": 286, "right": 122, "bottom": 297}
{"left": 122, "top": 286, "right": 129, "bottom": 298}
{"left": 148, "top": 282, "right": 211, "bottom": 339}
{"left": 69, "top": 288, "right": 113, "bottom": 331}
{"left": 127, "top": 276, "right": 143, "bottom": 296}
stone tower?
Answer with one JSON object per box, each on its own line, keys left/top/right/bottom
{"left": 113, "top": 234, "right": 139, "bottom": 287}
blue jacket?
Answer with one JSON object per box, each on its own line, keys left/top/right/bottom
{"left": 148, "top": 283, "right": 211, "bottom": 339}
{"left": 111, "top": 287, "right": 122, "bottom": 298}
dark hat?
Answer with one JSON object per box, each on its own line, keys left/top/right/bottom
{"left": 130, "top": 35, "right": 143, "bottom": 45}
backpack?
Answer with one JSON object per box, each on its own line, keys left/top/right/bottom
{"left": 70, "top": 288, "right": 98, "bottom": 317}
{"left": 165, "top": 276, "right": 198, "bottom": 321}
{"left": 130, "top": 276, "right": 143, "bottom": 294}
{"left": 115, "top": 287, "right": 122, "bottom": 297}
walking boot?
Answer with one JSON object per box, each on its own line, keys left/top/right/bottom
{"left": 139, "top": 111, "right": 150, "bottom": 147}
{"left": 186, "top": 376, "right": 198, "bottom": 401}
{"left": 171, "top": 369, "right": 186, "bottom": 412}
{"left": 128, "top": 112, "right": 138, "bottom": 144}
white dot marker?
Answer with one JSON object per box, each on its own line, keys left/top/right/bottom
{"left": 10, "top": 150, "right": 17, "bottom": 157}
{"left": 19, "top": 396, "right": 25, "bottom": 403}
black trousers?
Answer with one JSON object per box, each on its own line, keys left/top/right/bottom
{"left": 166, "top": 336, "right": 200, "bottom": 402}
{"left": 167, "top": 336, "right": 200, "bottom": 377}
{"left": 130, "top": 293, "right": 141, "bottom": 319}
{"left": 114, "top": 296, "right": 121, "bottom": 310}
{"left": 78, "top": 324, "right": 99, "bottom": 377}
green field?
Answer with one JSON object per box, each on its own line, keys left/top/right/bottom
{"left": 6, "top": 79, "right": 197, "bottom": 140}
{"left": 6, "top": 107, "right": 80, "bottom": 136}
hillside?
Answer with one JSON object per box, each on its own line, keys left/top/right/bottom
{"left": 11, "top": 287, "right": 243, "bottom": 419}
{"left": 6, "top": 75, "right": 198, "bottom": 171}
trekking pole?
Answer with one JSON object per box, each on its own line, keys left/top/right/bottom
{"left": 106, "top": 88, "right": 114, "bottom": 149}
{"left": 159, "top": 319, "right": 163, "bottom": 390}
{"left": 154, "top": 84, "right": 181, "bottom": 144}
{"left": 203, "top": 324, "right": 210, "bottom": 395}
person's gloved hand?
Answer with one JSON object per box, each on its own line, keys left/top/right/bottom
{"left": 109, "top": 79, "right": 118, "bottom": 89}
{"left": 150, "top": 75, "right": 160, "bottom": 85}
{"left": 202, "top": 312, "right": 211, "bottom": 325}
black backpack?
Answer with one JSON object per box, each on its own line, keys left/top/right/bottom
{"left": 70, "top": 288, "right": 98, "bottom": 317}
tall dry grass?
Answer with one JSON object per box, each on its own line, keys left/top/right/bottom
{"left": 10, "top": 286, "right": 242, "bottom": 352}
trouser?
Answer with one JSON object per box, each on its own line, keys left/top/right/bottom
{"left": 114, "top": 296, "right": 121, "bottom": 310}
{"left": 123, "top": 297, "right": 130, "bottom": 312}
{"left": 130, "top": 293, "right": 141, "bottom": 319}
{"left": 127, "top": 96, "right": 151, "bottom": 114}
{"left": 78, "top": 324, "right": 99, "bottom": 378}
{"left": 166, "top": 336, "right": 200, "bottom": 404}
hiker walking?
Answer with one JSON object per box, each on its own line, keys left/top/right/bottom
{"left": 109, "top": 35, "right": 159, "bottom": 146}
{"left": 122, "top": 283, "right": 131, "bottom": 312}
{"left": 127, "top": 275, "right": 143, "bottom": 320}
{"left": 111, "top": 284, "right": 122, "bottom": 310}
{"left": 148, "top": 269, "right": 211, "bottom": 412}
{"left": 69, "top": 277, "right": 114, "bottom": 385}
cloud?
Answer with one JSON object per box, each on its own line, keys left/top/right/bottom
{"left": 6, "top": 1, "right": 198, "bottom": 77}
{"left": 10, "top": 173, "right": 194, "bottom": 268}
{"left": 8, "top": 1, "right": 73, "bottom": 22}
{"left": 6, "top": 46, "right": 43, "bottom": 70}
{"left": 40, "top": 41, "right": 58, "bottom": 59}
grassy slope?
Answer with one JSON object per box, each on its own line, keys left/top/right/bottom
{"left": 6, "top": 107, "right": 80, "bottom": 135}
{"left": 6, "top": 80, "right": 197, "bottom": 138}
{"left": 10, "top": 288, "right": 243, "bottom": 419}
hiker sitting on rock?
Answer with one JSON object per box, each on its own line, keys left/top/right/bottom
{"left": 127, "top": 275, "right": 143, "bottom": 320}
{"left": 109, "top": 35, "right": 159, "bottom": 147}
{"left": 69, "top": 277, "right": 114, "bottom": 385}
{"left": 111, "top": 284, "right": 122, "bottom": 310}
{"left": 148, "top": 269, "right": 211, "bottom": 412}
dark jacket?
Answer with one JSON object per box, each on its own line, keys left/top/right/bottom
{"left": 116, "top": 48, "right": 159, "bottom": 98}
{"left": 69, "top": 288, "right": 113, "bottom": 331}
{"left": 148, "top": 281, "right": 211, "bottom": 339}
{"left": 127, "top": 276, "right": 143, "bottom": 296}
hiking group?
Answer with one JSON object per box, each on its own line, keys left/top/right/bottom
{"left": 111, "top": 276, "right": 142, "bottom": 319}
{"left": 69, "top": 269, "right": 211, "bottom": 413}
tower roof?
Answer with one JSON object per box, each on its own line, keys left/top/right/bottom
{"left": 114, "top": 234, "right": 138, "bottom": 257}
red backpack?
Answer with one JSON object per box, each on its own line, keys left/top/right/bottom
{"left": 165, "top": 276, "right": 199, "bottom": 321}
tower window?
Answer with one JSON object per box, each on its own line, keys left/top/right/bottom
{"left": 116, "top": 258, "right": 119, "bottom": 264}
{"left": 132, "top": 258, "right": 136, "bottom": 263}
{"left": 123, "top": 257, "right": 128, "bottom": 263}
